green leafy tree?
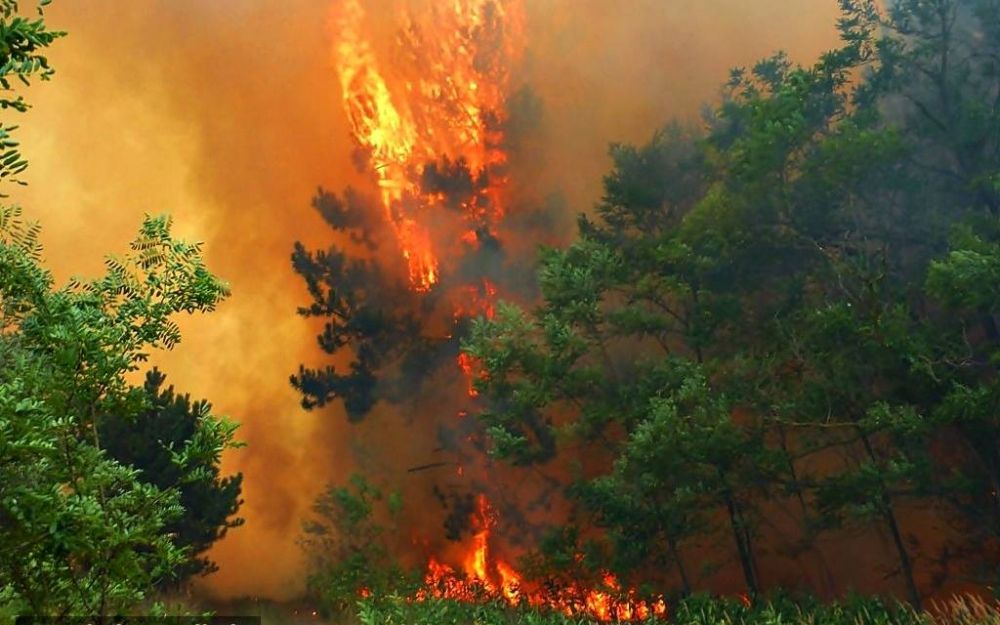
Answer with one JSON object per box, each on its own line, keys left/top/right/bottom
{"left": 463, "top": 0, "right": 1000, "bottom": 607}
{"left": 0, "top": 209, "right": 236, "bottom": 616}
{"left": 300, "top": 474, "right": 413, "bottom": 617}
{"left": 0, "top": 0, "right": 62, "bottom": 191}
{"left": 98, "top": 368, "right": 245, "bottom": 585}
{"left": 580, "top": 360, "right": 771, "bottom": 597}
{"left": 0, "top": 3, "right": 240, "bottom": 613}
{"left": 464, "top": 123, "right": 785, "bottom": 596}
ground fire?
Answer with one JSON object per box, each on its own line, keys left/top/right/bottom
{"left": 327, "top": 0, "right": 666, "bottom": 620}
{"left": 417, "top": 495, "right": 668, "bottom": 622}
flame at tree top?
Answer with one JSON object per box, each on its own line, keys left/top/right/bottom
{"left": 330, "top": 0, "right": 524, "bottom": 291}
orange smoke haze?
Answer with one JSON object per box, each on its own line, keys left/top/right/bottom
{"left": 12, "top": 0, "right": 840, "bottom": 601}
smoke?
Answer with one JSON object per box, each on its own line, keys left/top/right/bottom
{"left": 12, "top": 0, "right": 841, "bottom": 602}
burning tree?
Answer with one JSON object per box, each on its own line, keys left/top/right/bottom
{"left": 291, "top": 0, "right": 524, "bottom": 418}
{"left": 296, "top": 0, "right": 1000, "bottom": 615}
{"left": 291, "top": 0, "right": 668, "bottom": 620}
{"left": 292, "top": 0, "right": 521, "bottom": 601}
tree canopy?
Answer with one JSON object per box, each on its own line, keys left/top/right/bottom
{"left": 462, "top": 0, "right": 1000, "bottom": 607}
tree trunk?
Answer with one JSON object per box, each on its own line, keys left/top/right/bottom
{"left": 667, "top": 534, "right": 692, "bottom": 596}
{"left": 859, "top": 431, "right": 922, "bottom": 609}
{"left": 722, "top": 488, "right": 760, "bottom": 597}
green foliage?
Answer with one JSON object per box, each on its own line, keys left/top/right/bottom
{"left": 0, "top": 0, "right": 62, "bottom": 191}
{"left": 301, "top": 474, "right": 417, "bottom": 618}
{"left": 927, "top": 224, "right": 1000, "bottom": 311}
{"left": 0, "top": 207, "right": 235, "bottom": 615}
{"left": 289, "top": 189, "right": 453, "bottom": 420}
{"left": 460, "top": 0, "right": 1000, "bottom": 607}
{"left": 98, "top": 368, "right": 244, "bottom": 584}
{"left": 0, "top": 1, "right": 60, "bottom": 109}
{"left": 353, "top": 593, "right": 945, "bottom": 625}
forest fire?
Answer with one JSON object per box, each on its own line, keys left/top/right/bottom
{"left": 417, "top": 495, "right": 668, "bottom": 622}
{"left": 18, "top": 0, "right": 1000, "bottom": 618}
{"left": 330, "top": 0, "right": 522, "bottom": 291}
{"left": 326, "top": 0, "right": 665, "bottom": 620}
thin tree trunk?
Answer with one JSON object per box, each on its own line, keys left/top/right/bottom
{"left": 667, "top": 534, "right": 692, "bottom": 596}
{"left": 722, "top": 488, "right": 759, "bottom": 596}
{"left": 777, "top": 422, "right": 808, "bottom": 515}
{"left": 859, "top": 431, "right": 922, "bottom": 609}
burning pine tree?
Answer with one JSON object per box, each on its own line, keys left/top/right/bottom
{"left": 290, "top": 0, "right": 663, "bottom": 621}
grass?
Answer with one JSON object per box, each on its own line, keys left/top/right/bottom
{"left": 347, "top": 593, "right": 1000, "bottom": 625}
{"left": 5, "top": 591, "right": 1000, "bottom": 625}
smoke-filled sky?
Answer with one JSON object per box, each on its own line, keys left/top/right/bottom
{"left": 13, "top": 0, "right": 841, "bottom": 601}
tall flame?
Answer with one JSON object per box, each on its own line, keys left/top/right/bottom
{"left": 328, "top": 1, "right": 663, "bottom": 621}
{"left": 330, "top": 0, "right": 523, "bottom": 291}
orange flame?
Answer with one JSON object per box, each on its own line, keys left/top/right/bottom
{"left": 466, "top": 494, "right": 495, "bottom": 589}
{"left": 454, "top": 279, "right": 497, "bottom": 395}
{"left": 330, "top": 0, "right": 524, "bottom": 292}
{"left": 456, "top": 353, "right": 480, "bottom": 397}
{"left": 417, "top": 495, "right": 667, "bottom": 622}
